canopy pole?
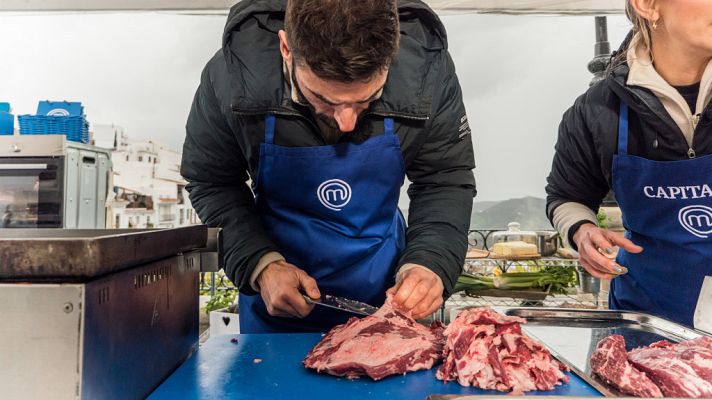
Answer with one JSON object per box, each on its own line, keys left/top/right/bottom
{"left": 588, "top": 16, "right": 611, "bottom": 86}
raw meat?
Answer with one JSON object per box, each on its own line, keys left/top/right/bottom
{"left": 629, "top": 337, "right": 712, "bottom": 398}
{"left": 436, "top": 308, "right": 569, "bottom": 393}
{"left": 590, "top": 335, "right": 712, "bottom": 398}
{"left": 303, "top": 296, "right": 444, "bottom": 380}
{"left": 589, "top": 335, "right": 662, "bottom": 397}
{"left": 662, "top": 337, "right": 712, "bottom": 383}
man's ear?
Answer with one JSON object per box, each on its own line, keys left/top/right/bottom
{"left": 278, "top": 30, "right": 292, "bottom": 64}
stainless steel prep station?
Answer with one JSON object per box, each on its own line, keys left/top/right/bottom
{"left": 0, "top": 226, "right": 209, "bottom": 400}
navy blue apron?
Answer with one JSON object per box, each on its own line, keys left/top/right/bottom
{"left": 610, "top": 101, "right": 712, "bottom": 327}
{"left": 238, "top": 115, "right": 406, "bottom": 333}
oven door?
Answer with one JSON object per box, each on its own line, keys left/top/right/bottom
{"left": 0, "top": 157, "right": 63, "bottom": 228}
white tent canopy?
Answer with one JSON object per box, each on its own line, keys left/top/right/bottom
{"left": 429, "top": 0, "right": 622, "bottom": 15}
{"left": 0, "top": 0, "right": 623, "bottom": 14}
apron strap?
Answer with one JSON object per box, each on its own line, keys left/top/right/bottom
{"left": 264, "top": 114, "right": 277, "bottom": 144}
{"left": 618, "top": 101, "right": 629, "bottom": 156}
{"left": 384, "top": 117, "right": 395, "bottom": 136}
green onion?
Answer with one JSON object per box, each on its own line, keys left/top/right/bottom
{"left": 455, "top": 266, "right": 576, "bottom": 295}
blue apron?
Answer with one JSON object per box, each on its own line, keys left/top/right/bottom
{"left": 238, "top": 115, "right": 406, "bottom": 333}
{"left": 610, "top": 101, "right": 712, "bottom": 327}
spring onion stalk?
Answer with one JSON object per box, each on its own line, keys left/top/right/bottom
{"left": 455, "top": 266, "right": 576, "bottom": 295}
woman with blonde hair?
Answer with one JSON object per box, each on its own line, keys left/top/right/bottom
{"left": 546, "top": 0, "right": 712, "bottom": 327}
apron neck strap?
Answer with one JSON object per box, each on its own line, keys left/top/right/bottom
{"left": 384, "top": 118, "right": 395, "bottom": 136}
{"left": 618, "top": 101, "right": 629, "bottom": 156}
{"left": 264, "top": 114, "right": 277, "bottom": 144}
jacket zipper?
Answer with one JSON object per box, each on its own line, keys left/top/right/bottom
{"left": 233, "top": 106, "right": 430, "bottom": 121}
{"left": 625, "top": 76, "right": 711, "bottom": 160}
{"left": 366, "top": 110, "right": 430, "bottom": 121}
{"left": 621, "top": 83, "right": 702, "bottom": 159}
{"left": 233, "top": 107, "right": 429, "bottom": 128}
{"left": 233, "top": 107, "right": 324, "bottom": 143}
{"left": 689, "top": 113, "right": 701, "bottom": 159}
{"left": 232, "top": 106, "right": 429, "bottom": 147}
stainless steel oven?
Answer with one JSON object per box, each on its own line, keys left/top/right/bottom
{"left": 0, "top": 135, "right": 110, "bottom": 228}
{"left": 0, "top": 156, "right": 64, "bottom": 227}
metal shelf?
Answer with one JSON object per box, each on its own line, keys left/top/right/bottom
{"left": 464, "top": 257, "right": 582, "bottom": 274}
{"left": 446, "top": 291, "right": 606, "bottom": 309}
{"left": 455, "top": 256, "right": 606, "bottom": 310}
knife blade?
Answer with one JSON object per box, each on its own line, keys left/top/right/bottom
{"left": 303, "top": 294, "right": 378, "bottom": 316}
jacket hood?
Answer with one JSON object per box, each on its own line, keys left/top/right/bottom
{"left": 222, "top": 0, "right": 447, "bottom": 51}
{"left": 219, "top": 0, "right": 449, "bottom": 119}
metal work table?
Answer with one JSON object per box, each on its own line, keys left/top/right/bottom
{"left": 148, "top": 333, "right": 601, "bottom": 400}
{"left": 0, "top": 227, "right": 209, "bottom": 400}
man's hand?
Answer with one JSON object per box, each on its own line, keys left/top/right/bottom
{"left": 256, "top": 260, "right": 320, "bottom": 318}
{"left": 386, "top": 265, "right": 444, "bottom": 320}
{"left": 573, "top": 223, "right": 643, "bottom": 280}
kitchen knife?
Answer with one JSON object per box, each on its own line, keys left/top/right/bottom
{"left": 303, "top": 294, "right": 378, "bottom": 316}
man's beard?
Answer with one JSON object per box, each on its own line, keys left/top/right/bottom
{"left": 290, "top": 61, "right": 367, "bottom": 143}
{"left": 314, "top": 112, "right": 340, "bottom": 131}
{"left": 311, "top": 108, "right": 366, "bottom": 144}
{"left": 313, "top": 112, "right": 343, "bottom": 144}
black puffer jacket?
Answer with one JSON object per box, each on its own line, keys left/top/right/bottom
{"left": 546, "top": 37, "right": 712, "bottom": 242}
{"left": 181, "top": 0, "right": 476, "bottom": 297}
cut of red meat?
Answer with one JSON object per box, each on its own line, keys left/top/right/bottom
{"left": 649, "top": 340, "right": 675, "bottom": 349}
{"left": 664, "top": 337, "right": 712, "bottom": 383}
{"left": 590, "top": 335, "right": 712, "bottom": 398}
{"left": 303, "top": 296, "right": 444, "bottom": 380}
{"left": 589, "top": 335, "right": 663, "bottom": 398}
{"left": 629, "top": 338, "right": 712, "bottom": 398}
{"left": 435, "top": 308, "right": 569, "bottom": 393}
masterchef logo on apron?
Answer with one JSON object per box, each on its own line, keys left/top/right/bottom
{"left": 678, "top": 205, "right": 712, "bottom": 238}
{"left": 317, "top": 179, "right": 352, "bottom": 211}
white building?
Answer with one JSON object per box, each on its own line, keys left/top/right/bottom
{"left": 93, "top": 124, "right": 200, "bottom": 229}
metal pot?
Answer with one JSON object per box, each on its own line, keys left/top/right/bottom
{"left": 535, "top": 230, "right": 560, "bottom": 257}
{"left": 576, "top": 266, "right": 601, "bottom": 295}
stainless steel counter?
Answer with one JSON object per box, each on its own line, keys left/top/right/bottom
{"left": 0, "top": 226, "right": 207, "bottom": 281}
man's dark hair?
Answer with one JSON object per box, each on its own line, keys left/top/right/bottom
{"left": 285, "top": 0, "right": 400, "bottom": 82}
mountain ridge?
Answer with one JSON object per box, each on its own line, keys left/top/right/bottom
{"left": 470, "top": 196, "right": 552, "bottom": 231}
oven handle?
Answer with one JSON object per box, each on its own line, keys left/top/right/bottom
{"left": 0, "top": 163, "right": 48, "bottom": 170}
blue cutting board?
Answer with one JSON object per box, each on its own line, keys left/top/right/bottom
{"left": 149, "top": 334, "right": 601, "bottom": 399}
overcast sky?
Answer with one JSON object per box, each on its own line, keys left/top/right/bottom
{"left": 0, "top": 11, "right": 630, "bottom": 203}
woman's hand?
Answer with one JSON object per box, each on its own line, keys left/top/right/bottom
{"left": 573, "top": 223, "right": 643, "bottom": 280}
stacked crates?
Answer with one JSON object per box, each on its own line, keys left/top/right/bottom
{"left": 18, "top": 101, "right": 90, "bottom": 143}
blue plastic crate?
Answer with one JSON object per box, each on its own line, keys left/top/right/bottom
{"left": 18, "top": 114, "right": 89, "bottom": 143}
{"left": 0, "top": 111, "right": 13, "bottom": 135}
{"left": 37, "top": 100, "right": 83, "bottom": 117}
